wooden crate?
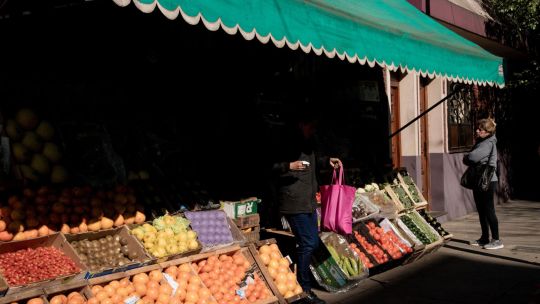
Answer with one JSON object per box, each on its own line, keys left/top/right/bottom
{"left": 0, "top": 287, "right": 46, "bottom": 304}
{"left": 88, "top": 263, "right": 161, "bottom": 286}
{"left": 190, "top": 246, "right": 280, "bottom": 304}
{"left": 65, "top": 226, "right": 155, "bottom": 279}
{"left": 243, "top": 226, "right": 261, "bottom": 243}
{"left": 0, "top": 274, "right": 8, "bottom": 297}
{"left": 397, "top": 173, "right": 428, "bottom": 209}
{"left": 443, "top": 233, "right": 454, "bottom": 244}
{"left": 127, "top": 217, "right": 203, "bottom": 263}
{"left": 383, "top": 185, "right": 406, "bottom": 213}
{"left": 44, "top": 283, "right": 91, "bottom": 304}
{"left": 0, "top": 233, "right": 87, "bottom": 296}
{"left": 233, "top": 214, "right": 261, "bottom": 229}
{"left": 159, "top": 244, "right": 243, "bottom": 268}
{"left": 251, "top": 239, "right": 306, "bottom": 304}
{"left": 386, "top": 184, "right": 418, "bottom": 212}
{"left": 395, "top": 212, "right": 443, "bottom": 264}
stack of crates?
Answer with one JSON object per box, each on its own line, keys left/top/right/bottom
{"left": 232, "top": 213, "right": 261, "bottom": 243}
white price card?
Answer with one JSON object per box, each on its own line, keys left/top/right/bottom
{"left": 124, "top": 296, "right": 140, "bottom": 304}
{"left": 163, "top": 273, "right": 179, "bottom": 295}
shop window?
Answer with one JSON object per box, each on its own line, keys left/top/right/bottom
{"left": 447, "top": 82, "right": 474, "bottom": 152}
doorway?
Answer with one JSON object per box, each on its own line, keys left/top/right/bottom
{"left": 419, "top": 79, "right": 431, "bottom": 204}
{"left": 390, "top": 84, "right": 401, "bottom": 169}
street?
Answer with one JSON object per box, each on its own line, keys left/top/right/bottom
{"left": 315, "top": 200, "right": 540, "bottom": 304}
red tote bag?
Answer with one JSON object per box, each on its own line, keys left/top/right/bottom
{"left": 320, "top": 167, "right": 356, "bottom": 235}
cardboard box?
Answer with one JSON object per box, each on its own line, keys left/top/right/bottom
{"left": 0, "top": 233, "right": 87, "bottom": 295}
{"left": 222, "top": 198, "right": 260, "bottom": 218}
{"left": 64, "top": 226, "right": 154, "bottom": 279}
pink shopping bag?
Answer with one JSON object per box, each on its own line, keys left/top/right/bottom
{"left": 320, "top": 167, "right": 355, "bottom": 235}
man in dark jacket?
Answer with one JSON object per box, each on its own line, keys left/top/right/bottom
{"left": 271, "top": 113, "right": 341, "bottom": 304}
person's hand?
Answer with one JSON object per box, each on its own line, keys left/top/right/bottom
{"left": 330, "top": 158, "right": 342, "bottom": 169}
{"left": 290, "top": 160, "right": 307, "bottom": 171}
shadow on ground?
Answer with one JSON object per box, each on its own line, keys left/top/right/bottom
{"left": 316, "top": 248, "right": 540, "bottom": 304}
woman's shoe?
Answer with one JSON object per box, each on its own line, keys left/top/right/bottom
{"left": 469, "top": 239, "right": 489, "bottom": 246}
{"left": 300, "top": 290, "right": 326, "bottom": 304}
{"left": 484, "top": 239, "right": 504, "bottom": 250}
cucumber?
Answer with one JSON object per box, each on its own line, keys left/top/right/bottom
{"left": 349, "top": 257, "right": 359, "bottom": 275}
{"left": 343, "top": 258, "right": 354, "bottom": 277}
{"left": 327, "top": 245, "right": 341, "bottom": 262}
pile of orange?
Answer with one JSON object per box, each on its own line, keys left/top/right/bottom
{"left": 193, "top": 251, "right": 271, "bottom": 304}
{"left": 258, "top": 243, "right": 302, "bottom": 298}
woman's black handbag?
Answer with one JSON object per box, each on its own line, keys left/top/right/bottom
{"left": 461, "top": 143, "right": 496, "bottom": 191}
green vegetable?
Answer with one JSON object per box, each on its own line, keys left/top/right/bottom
{"left": 327, "top": 245, "right": 340, "bottom": 262}
{"left": 349, "top": 257, "right": 359, "bottom": 275}
{"left": 344, "top": 258, "right": 355, "bottom": 277}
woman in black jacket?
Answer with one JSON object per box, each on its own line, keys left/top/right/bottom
{"left": 270, "top": 113, "right": 341, "bottom": 304}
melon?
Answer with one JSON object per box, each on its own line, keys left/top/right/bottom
{"left": 15, "top": 108, "right": 39, "bottom": 130}
{"left": 5, "top": 119, "right": 22, "bottom": 140}
{"left": 50, "top": 165, "right": 68, "bottom": 183}
{"left": 21, "top": 132, "right": 43, "bottom": 152}
{"left": 42, "top": 142, "right": 62, "bottom": 162}
{"left": 12, "top": 143, "right": 31, "bottom": 163}
{"left": 19, "top": 165, "right": 40, "bottom": 181}
{"left": 35, "top": 120, "right": 55, "bottom": 141}
{"left": 31, "top": 154, "right": 51, "bottom": 175}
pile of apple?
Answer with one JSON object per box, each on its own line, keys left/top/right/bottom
{"left": 257, "top": 243, "right": 303, "bottom": 298}
{"left": 0, "top": 185, "right": 146, "bottom": 242}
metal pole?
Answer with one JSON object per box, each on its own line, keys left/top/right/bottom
{"left": 389, "top": 84, "right": 465, "bottom": 139}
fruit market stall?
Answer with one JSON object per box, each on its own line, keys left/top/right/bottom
{"left": 0, "top": 107, "right": 451, "bottom": 301}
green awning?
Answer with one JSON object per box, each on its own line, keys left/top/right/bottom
{"left": 113, "top": 0, "right": 505, "bottom": 87}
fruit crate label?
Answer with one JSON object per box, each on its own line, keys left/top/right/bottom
{"left": 163, "top": 273, "right": 179, "bottom": 295}
{"left": 124, "top": 296, "right": 140, "bottom": 304}
{"left": 223, "top": 199, "right": 260, "bottom": 218}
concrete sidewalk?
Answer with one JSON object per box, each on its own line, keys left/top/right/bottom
{"left": 443, "top": 200, "right": 540, "bottom": 265}
{"left": 315, "top": 200, "right": 540, "bottom": 304}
